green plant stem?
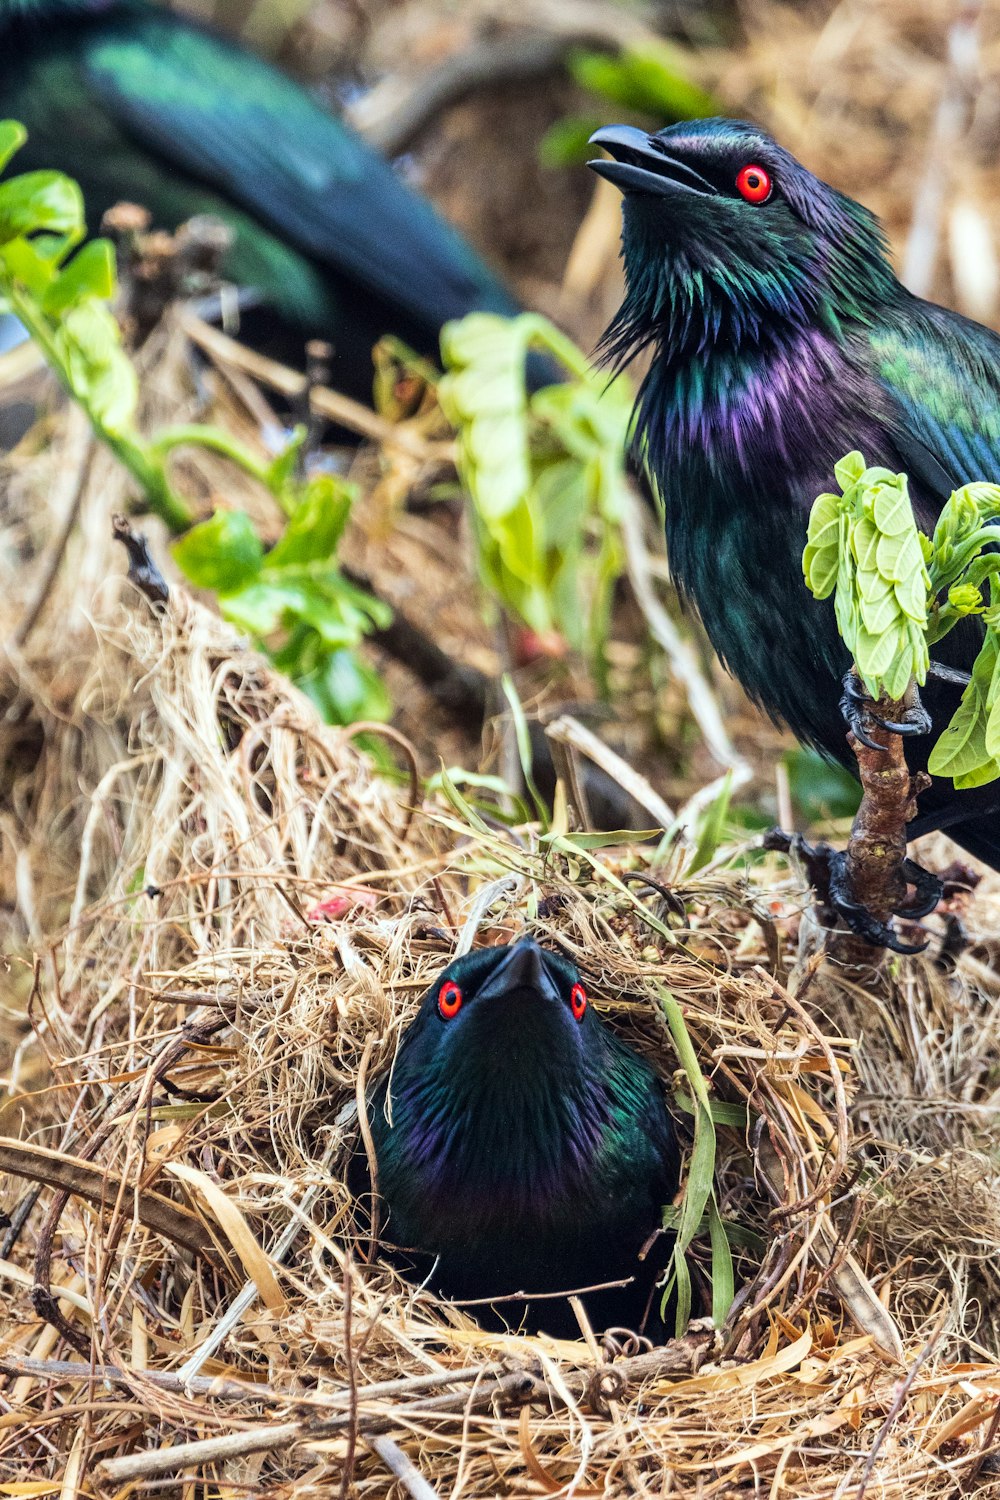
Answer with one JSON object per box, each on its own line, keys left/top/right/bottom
{"left": 6, "top": 285, "right": 192, "bottom": 532}
{"left": 520, "top": 313, "right": 595, "bottom": 381}
{"left": 148, "top": 425, "right": 275, "bottom": 492}
{"left": 929, "top": 525, "right": 1000, "bottom": 592}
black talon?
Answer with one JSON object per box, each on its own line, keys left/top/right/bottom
{"left": 839, "top": 672, "right": 884, "bottom": 750}
{"left": 895, "top": 859, "right": 943, "bottom": 919}
{"left": 766, "top": 827, "right": 931, "bottom": 954}
{"left": 839, "top": 670, "right": 933, "bottom": 746}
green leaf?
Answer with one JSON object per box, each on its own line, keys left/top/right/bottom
{"left": 43, "top": 239, "right": 116, "bottom": 315}
{"left": 264, "top": 475, "right": 354, "bottom": 569}
{"left": 53, "top": 302, "right": 138, "bottom": 433}
{"left": 568, "top": 44, "right": 718, "bottom": 120}
{"left": 685, "top": 769, "right": 733, "bottom": 876}
{"left": 500, "top": 674, "right": 548, "bottom": 829}
{"left": 0, "top": 120, "right": 27, "bottom": 175}
{"left": 834, "top": 451, "right": 866, "bottom": 490}
{"left": 0, "top": 169, "right": 83, "bottom": 245}
{"left": 172, "top": 509, "right": 263, "bottom": 593}
{"left": 658, "top": 985, "right": 729, "bottom": 1332}
{"left": 538, "top": 115, "right": 605, "bottom": 168}
{"left": 264, "top": 425, "right": 307, "bottom": 501}
{"left": 928, "top": 631, "right": 1000, "bottom": 785}
{"left": 871, "top": 476, "right": 914, "bottom": 536}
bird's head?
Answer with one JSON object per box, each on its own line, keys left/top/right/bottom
{"left": 589, "top": 117, "right": 895, "bottom": 365}
{"left": 393, "top": 936, "right": 596, "bottom": 1096}
{"left": 370, "top": 937, "right": 649, "bottom": 1219}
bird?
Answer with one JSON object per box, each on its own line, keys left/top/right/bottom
{"left": 589, "top": 116, "right": 1000, "bottom": 947}
{"left": 0, "top": 0, "right": 523, "bottom": 399}
{"left": 361, "top": 936, "right": 679, "bottom": 1339}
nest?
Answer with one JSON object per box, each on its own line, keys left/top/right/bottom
{"left": 0, "top": 329, "right": 999, "bottom": 1496}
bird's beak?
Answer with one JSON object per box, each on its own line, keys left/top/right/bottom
{"left": 476, "top": 937, "right": 563, "bottom": 1005}
{"left": 588, "top": 125, "right": 718, "bottom": 199}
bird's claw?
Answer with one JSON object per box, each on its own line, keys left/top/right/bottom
{"left": 764, "top": 830, "right": 942, "bottom": 954}
{"left": 825, "top": 849, "right": 930, "bottom": 953}
{"left": 896, "top": 858, "right": 944, "bottom": 919}
{"left": 839, "top": 670, "right": 932, "bottom": 750}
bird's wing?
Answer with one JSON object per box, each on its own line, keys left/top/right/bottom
{"left": 872, "top": 307, "right": 1000, "bottom": 499}
{"left": 80, "top": 11, "right": 518, "bottom": 329}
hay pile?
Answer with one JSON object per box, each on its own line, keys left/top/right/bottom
{"left": 0, "top": 325, "right": 998, "bottom": 1496}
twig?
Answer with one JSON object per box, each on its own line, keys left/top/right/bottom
{"left": 175, "top": 1136, "right": 340, "bottom": 1381}
{"left": 367, "top": 1435, "right": 442, "bottom": 1500}
{"left": 620, "top": 485, "right": 746, "bottom": 775}
{"left": 544, "top": 714, "right": 674, "bottom": 830}
{"left": 842, "top": 697, "right": 932, "bottom": 961}
{"left": 180, "top": 313, "right": 448, "bottom": 460}
{"left": 0, "top": 1137, "right": 220, "bottom": 1262}
{"left": 98, "top": 1334, "right": 712, "bottom": 1483}
{"left": 0, "top": 1354, "right": 494, "bottom": 1406}
{"left": 338, "top": 1261, "right": 358, "bottom": 1500}
{"left": 854, "top": 1308, "right": 948, "bottom": 1498}
{"left": 111, "top": 514, "right": 169, "bottom": 605}
{"left": 11, "top": 417, "right": 94, "bottom": 648}
{"left": 350, "top": 33, "right": 574, "bottom": 156}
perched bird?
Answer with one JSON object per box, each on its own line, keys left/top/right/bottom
{"left": 590, "top": 117, "right": 1000, "bottom": 944}
{"left": 0, "top": 0, "right": 521, "bottom": 397}
{"left": 363, "top": 937, "right": 679, "bottom": 1338}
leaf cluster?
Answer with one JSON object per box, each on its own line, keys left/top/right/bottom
{"left": 0, "top": 121, "right": 139, "bottom": 435}
{"left": 0, "top": 120, "right": 390, "bottom": 728}
{"left": 803, "top": 451, "right": 1000, "bottom": 787}
{"left": 173, "top": 446, "right": 391, "bottom": 726}
{"left": 439, "top": 312, "right": 633, "bottom": 685}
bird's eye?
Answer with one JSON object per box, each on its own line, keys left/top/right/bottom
{"left": 438, "top": 980, "right": 463, "bottom": 1020}
{"left": 570, "top": 984, "right": 587, "bottom": 1022}
{"left": 736, "top": 164, "right": 772, "bottom": 204}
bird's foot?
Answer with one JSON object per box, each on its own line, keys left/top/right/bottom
{"left": 839, "top": 670, "right": 932, "bottom": 751}
{"left": 763, "top": 831, "right": 942, "bottom": 954}
{"left": 825, "top": 850, "right": 938, "bottom": 953}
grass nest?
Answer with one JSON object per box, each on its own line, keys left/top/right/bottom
{"left": 2, "top": 334, "right": 1000, "bottom": 1497}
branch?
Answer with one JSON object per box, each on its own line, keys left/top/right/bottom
{"left": 0, "top": 1137, "right": 220, "bottom": 1262}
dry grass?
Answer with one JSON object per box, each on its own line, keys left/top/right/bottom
{"left": 0, "top": 325, "right": 999, "bottom": 1496}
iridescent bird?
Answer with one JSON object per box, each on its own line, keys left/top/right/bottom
{"left": 364, "top": 937, "right": 679, "bottom": 1338}
{"left": 0, "top": 0, "right": 522, "bottom": 396}
{"left": 591, "top": 118, "right": 1000, "bottom": 946}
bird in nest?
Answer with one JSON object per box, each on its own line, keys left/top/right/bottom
{"left": 358, "top": 936, "right": 680, "bottom": 1340}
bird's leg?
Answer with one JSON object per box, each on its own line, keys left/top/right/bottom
{"left": 839, "top": 669, "right": 931, "bottom": 749}
{"left": 926, "top": 661, "right": 972, "bottom": 686}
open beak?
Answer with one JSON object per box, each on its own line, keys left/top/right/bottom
{"left": 588, "top": 124, "right": 718, "bottom": 199}
{"left": 476, "top": 937, "right": 563, "bottom": 1005}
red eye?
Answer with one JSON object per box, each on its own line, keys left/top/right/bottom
{"left": 736, "top": 164, "right": 772, "bottom": 204}
{"left": 570, "top": 984, "right": 587, "bottom": 1022}
{"left": 438, "top": 980, "right": 462, "bottom": 1020}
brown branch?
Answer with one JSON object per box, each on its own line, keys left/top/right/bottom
{"left": 98, "top": 1332, "right": 713, "bottom": 1483}
{"left": 0, "top": 1138, "right": 220, "bottom": 1262}
{"left": 844, "top": 709, "right": 928, "bottom": 932}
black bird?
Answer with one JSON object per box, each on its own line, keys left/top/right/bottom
{"left": 590, "top": 117, "right": 1000, "bottom": 942}
{"left": 362, "top": 937, "right": 679, "bottom": 1339}
{"left": 0, "top": 0, "right": 522, "bottom": 397}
